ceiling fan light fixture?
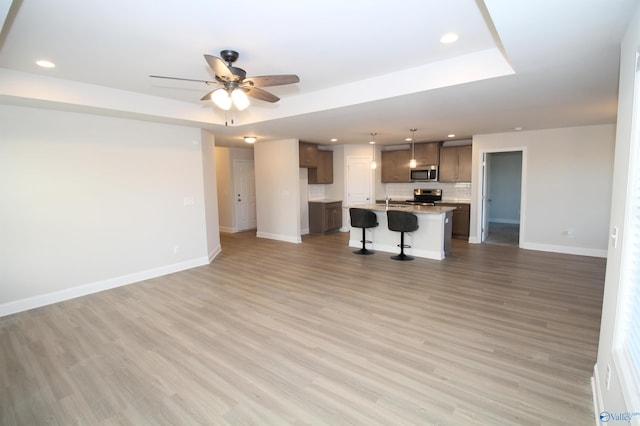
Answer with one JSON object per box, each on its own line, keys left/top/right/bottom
{"left": 212, "top": 88, "right": 232, "bottom": 110}
{"left": 151, "top": 50, "right": 299, "bottom": 113}
{"left": 231, "top": 88, "right": 250, "bottom": 111}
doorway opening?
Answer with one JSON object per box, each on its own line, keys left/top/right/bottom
{"left": 481, "top": 150, "right": 523, "bottom": 246}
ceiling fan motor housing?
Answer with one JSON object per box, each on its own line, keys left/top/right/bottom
{"left": 220, "top": 49, "right": 239, "bottom": 65}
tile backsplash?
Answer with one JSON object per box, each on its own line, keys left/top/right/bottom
{"left": 381, "top": 182, "right": 471, "bottom": 202}
{"left": 308, "top": 181, "right": 471, "bottom": 202}
{"left": 308, "top": 184, "right": 326, "bottom": 200}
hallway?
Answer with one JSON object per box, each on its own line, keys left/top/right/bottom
{"left": 484, "top": 222, "right": 519, "bottom": 246}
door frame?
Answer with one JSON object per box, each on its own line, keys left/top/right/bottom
{"left": 478, "top": 147, "right": 527, "bottom": 246}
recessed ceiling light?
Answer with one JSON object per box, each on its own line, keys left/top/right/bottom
{"left": 36, "top": 59, "right": 55, "bottom": 68}
{"left": 405, "top": 137, "right": 412, "bottom": 142}
{"left": 330, "top": 138, "right": 338, "bottom": 142}
{"left": 448, "top": 134, "right": 456, "bottom": 138}
{"left": 440, "top": 33, "right": 459, "bottom": 44}
{"left": 514, "top": 127, "right": 523, "bottom": 131}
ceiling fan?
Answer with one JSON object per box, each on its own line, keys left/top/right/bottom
{"left": 150, "top": 49, "right": 300, "bottom": 111}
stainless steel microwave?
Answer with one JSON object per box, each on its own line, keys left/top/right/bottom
{"left": 410, "top": 165, "right": 438, "bottom": 181}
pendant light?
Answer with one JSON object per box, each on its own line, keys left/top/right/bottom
{"left": 409, "top": 128, "right": 417, "bottom": 169}
{"left": 370, "top": 132, "right": 378, "bottom": 169}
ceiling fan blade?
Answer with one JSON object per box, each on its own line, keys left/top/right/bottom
{"left": 150, "top": 75, "right": 217, "bottom": 85}
{"left": 244, "top": 74, "right": 300, "bottom": 87}
{"left": 204, "top": 54, "right": 234, "bottom": 81}
{"left": 246, "top": 87, "right": 280, "bottom": 103}
{"left": 200, "top": 90, "right": 216, "bottom": 101}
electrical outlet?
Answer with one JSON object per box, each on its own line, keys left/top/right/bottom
{"left": 606, "top": 364, "right": 611, "bottom": 390}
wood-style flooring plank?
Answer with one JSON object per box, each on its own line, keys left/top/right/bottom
{"left": 0, "top": 231, "right": 605, "bottom": 425}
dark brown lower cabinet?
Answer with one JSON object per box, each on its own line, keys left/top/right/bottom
{"left": 309, "top": 201, "right": 342, "bottom": 234}
{"left": 438, "top": 203, "right": 470, "bottom": 239}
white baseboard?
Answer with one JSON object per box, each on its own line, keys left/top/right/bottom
{"left": 256, "top": 231, "right": 302, "bottom": 244}
{"left": 220, "top": 227, "right": 258, "bottom": 234}
{"left": 465, "top": 236, "right": 606, "bottom": 258}
{"left": 208, "top": 245, "right": 222, "bottom": 262}
{"left": 520, "top": 242, "right": 607, "bottom": 258}
{"left": 0, "top": 256, "right": 210, "bottom": 317}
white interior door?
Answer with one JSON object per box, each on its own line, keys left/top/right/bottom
{"left": 347, "top": 156, "right": 372, "bottom": 206}
{"left": 233, "top": 160, "right": 256, "bottom": 231}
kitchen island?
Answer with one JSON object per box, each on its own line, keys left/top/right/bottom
{"left": 347, "top": 204, "right": 456, "bottom": 260}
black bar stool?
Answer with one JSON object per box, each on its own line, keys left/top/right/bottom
{"left": 387, "top": 210, "right": 419, "bottom": 261}
{"left": 349, "top": 208, "right": 378, "bottom": 255}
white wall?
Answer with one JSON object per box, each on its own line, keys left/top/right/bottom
{"left": 201, "top": 129, "right": 221, "bottom": 260}
{"left": 254, "top": 139, "right": 301, "bottom": 243}
{"left": 300, "top": 168, "right": 309, "bottom": 234}
{"left": 593, "top": 1, "right": 640, "bottom": 418}
{"left": 215, "top": 147, "right": 233, "bottom": 232}
{"left": 326, "top": 145, "right": 345, "bottom": 202}
{"left": 471, "top": 124, "right": 615, "bottom": 257}
{"left": 0, "top": 105, "right": 213, "bottom": 316}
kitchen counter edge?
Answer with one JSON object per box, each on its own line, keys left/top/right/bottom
{"left": 347, "top": 204, "right": 456, "bottom": 215}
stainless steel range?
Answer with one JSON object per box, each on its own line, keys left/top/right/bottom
{"left": 406, "top": 188, "right": 442, "bottom": 206}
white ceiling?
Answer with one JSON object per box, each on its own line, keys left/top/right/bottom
{"left": 0, "top": 0, "right": 636, "bottom": 147}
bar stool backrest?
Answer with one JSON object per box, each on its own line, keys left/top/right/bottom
{"left": 350, "top": 208, "right": 378, "bottom": 229}
{"left": 387, "top": 210, "right": 418, "bottom": 233}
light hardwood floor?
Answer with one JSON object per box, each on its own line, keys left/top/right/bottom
{"left": 1, "top": 231, "right": 605, "bottom": 425}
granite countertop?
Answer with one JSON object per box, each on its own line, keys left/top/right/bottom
{"left": 373, "top": 199, "right": 471, "bottom": 205}
{"left": 437, "top": 199, "right": 471, "bottom": 204}
{"left": 308, "top": 199, "right": 343, "bottom": 203}
{"left": 348, "top": 203, "right": 456, "bottom": 215}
